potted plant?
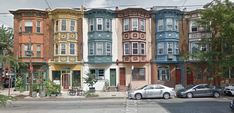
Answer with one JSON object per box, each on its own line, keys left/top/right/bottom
{"left": 84, "top": 72, "right": 97, "bottom": 93}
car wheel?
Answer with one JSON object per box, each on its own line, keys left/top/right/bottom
{"left": 135, "top": 93, "right": 142, "bottom": 100}
{"left": 187, "top": 92, "right": 193, "bottom": 98}
{"left": 163, "top": 93, "right": 170, "bottom": 99}
{"left": 213, "top": 92, "right": 220, "bottom": 98}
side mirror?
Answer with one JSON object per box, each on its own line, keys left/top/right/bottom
{"left": 193, "top": 88, "right": 196, "bottom": 91}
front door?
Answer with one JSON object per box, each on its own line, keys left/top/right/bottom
{"left": 62, "top": 74, "right": 69, "bottom": 89}
{"left": 187, "top": 71, "right": 194, "bottom": 85}
{"left": 176, "top": 69, "right": 181, "bottom": 84}
{"left": 119, "top": 68, "right": 126, "bottom": 86}
{"left": 110, "top": 69, "right": 116, "bottom": 86}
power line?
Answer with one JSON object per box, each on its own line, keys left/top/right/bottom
{"left": 44, "top": 0, "right": 52, "bottom": 10}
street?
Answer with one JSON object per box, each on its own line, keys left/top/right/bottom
{"left": 0, "top": 97, "right": 233, "bottom": 113}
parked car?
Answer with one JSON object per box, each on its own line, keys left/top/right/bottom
{"left": 224, "top": 85, "right": 234, "bottom": 96}
{"left": 128, "top": 84, "right": 176, "bottom": 100}
{"left": 176, "top": 84, "right": 221, "bottom": 98}
{"left": 230, "top": 99, "right": 234, "bottom": 110}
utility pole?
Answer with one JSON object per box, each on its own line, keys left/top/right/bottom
{"left": 27, "top": 33, "right": 33, "bottom": 97}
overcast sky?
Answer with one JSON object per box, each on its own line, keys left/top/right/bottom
{"left": 0, "top": 0, "right": 214, "bottom": 27}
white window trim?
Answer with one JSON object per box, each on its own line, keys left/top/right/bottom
{"left": 123, "top": 18, "right": 129, "bottom": 32}
{"left": 158, "top": 19, "right": 164, "bottom": 31}
{"left": 96, "top": 42, "right": 103, "bottom": 55}
{"left": 158, "top": 67, "right": 170, "bottom": 81}
{"left": 140, "top": 43, "right": 145, "bottom": 55}
{"left": 124, "top": 42, "right": 130, "bottom": 55}
{"left": 167, "top": 42, "right": 173, "bottom": 54}
{"left": 69, "top": 43, "right": 76, "bottom": 55}
{"left": 166, "top": 18, "right": 173, "bottom": 31}
{"left": 132, "top": 18, "right": 138, "bottom": 31}
{"left": 140, "top": 19, "right": 145, "bottom": 32}
{"left": 89, "top": 18, "right": 94, "bottom": 32}
{"left": 70, "top": 19, "right": 76, "bottom": 32}
{"left": 96, "top": 18, "right": 103, "bottom": 31}
{"left": 60, "top": 43, "right": 66, "bottom": 55}
{"left": 106, "top": 42, "right": 111, "bottom": 56}
{"left": 158, "top": 43, "right": 164, "bottom": 55}
{"left": 89, "top": 43, "right": 94, "bottom": 55}
{"left": 61, "top": 19, "right": 66, "bottom": 31}
{"left": 132, "top": 42, "right": 138, "bottom": 55}
{"left": 36, "top": 20, "right": 41, "bottom": 33}
{"left": 106, "top": 19, "right": 111, "bottom": 31}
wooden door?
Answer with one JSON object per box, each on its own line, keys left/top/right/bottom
{"left": 176, "top": 69, "right": 181, "bottom": 84}
{"left": 187, "top": 71, "right": 194, "bottom": 85}
{"left": 62, "top": 74, "right": 69, "bottom": 89}
{"left": 110, "top": 69, "right": 116, "bottom": 86}
{"left": 119, "top": 68, "right": 126, "bottom": 86}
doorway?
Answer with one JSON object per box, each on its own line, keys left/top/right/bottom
{"left": 110, "top": 69, "right": 116, "bottom": 86}
{"left": 119, "top": 68, "right": 126, "bottom": 86}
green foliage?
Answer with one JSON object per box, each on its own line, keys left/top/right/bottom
{"left": 44, "top": 80, "right": 60, "bottom": 96}
{"left": 83, "top": 72, "right": 98, "bottom": 88}
{"left": 0, "top": 95, "right": 15, "bottom": 107}
{"left": 15, "top": 77, "right": 24, "bottom": 92}
{"left": 32, "top": 83, "right": 39, "bottom": 92}
{"left": 193, "top": 0, "right": 234, "bottom": 77}
{"left": 83, "top": 91, "right": 99, "bottom": 98}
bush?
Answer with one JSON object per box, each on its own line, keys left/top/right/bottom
{"left": 0, "top": 95, "right": 15, "bottom": 107}
{"left": 44, "top": 81, "right": 60, "bottom": 96}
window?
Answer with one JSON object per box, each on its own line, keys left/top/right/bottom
{"left": 191, "top": 42, "right": 199, "bottom": 53}
{"left": 140, "top": 43, "right": 145, "bottom": 55}
{"left": 106, "top": 43, "right": 111, "bottom": 55}
{"left": 61, "top": 43, "right": 66, "bottom": 54}
{"left": 24, "top": 44, "right": 33, "bottom": 56}
{"left": 70, "top": 43, "right": 75, "bottom": 55}
{"left": 158, "top": 19, "right": 164, "bottom": 31}
{"left": 36, "top": 45, "right": 41, "bottom": 57}
{"left": 167, "top": 42, "right": 173, "bottom": 54}
{"left": 96, "top": 18, "right": 103, "bottom": 31}
{"left": 55, "top": 44, "right": 59, "bottom": 55}
{"left": 96, "top": 42, "right": 103, "bottom": 55}
{"left": 158, "top": 43, "right": 164, "bottom": 55}
{"left": 123, "top": 19, "right": 129, "bottom": 32}
{"left": 25, "top": 20, "right": 32, "bottom": 33}
{"left": 88, "top": 43, "right": 94, "bottom": 55}
{"left": 132, "top": 68, "right": 145, "bottom": 80}
{"left": 19, "top": 21, "right": 22, "bottom": 32}
{"left": 132, "top": 18, "right": 138, "bottom": 31}
{"left": 55, "top": 20, "right": 58, "bottom": 31}
{"left": 140, "top": 19, "right": 145, "bottom": 32}
{"left": 175, "top": 20, "right": 178, "bottom": 31}
{"left": 200, "top": 45, "right": 207, "bottom": 51}
{"left": 124, "top": 43, "right": 130, "bottom": 55}
{"left": 191, "top": 21, "right": 198, "bottom": 32}
{"left": 70, "top": 20, "right": 75, "bottom": 32}
{"left": 89, "top": 18, "right": 94, "bottom": 31}
{"left": 106, "top": 19, "right": 111, "bottom": 31}
{"left": 132, "top": 42, "right": 138, "bottom": 55}
{"left": 36, "top": 20, "right": 41, "bottom": 33}
{"left": 61, "top": 19, "right": 66, "bottom": 31}
{"left": 90, "top": 69, "right": 105, "bottom": 80}
{"left": 158, "top": 67, "right": 170, "bottom": 80}
{"left": 166, "top": 18, "right": 173, "bottom": 31}
{"left": 175, "top": 43, "right": 179, "bottom": 54}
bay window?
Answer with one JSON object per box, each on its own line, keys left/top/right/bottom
{"left": 70, "top": 19, "right": 75, "bottom": 32}
{"left": 61, "top": 43, "right": 66, "bottom": 54}
{"left": 167, "top": 42, "right": 173, "bottom": 54}
{"left": 140, "top": 43, "right": 145, "bottom": 55}
{"left": 140, "top": 19, "right": 145, "bottom": 32}
{"left": 96, "top": 42, "right": 103, "bottom": 55}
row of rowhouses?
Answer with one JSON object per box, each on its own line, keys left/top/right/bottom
{"left": 9, "top": 6, "right": 225, "bottom": 91}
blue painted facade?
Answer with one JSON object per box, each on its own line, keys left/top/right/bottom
{"left": 85, "top": 9, "right": 115, "bottom": 64}
{"left": 154, "top": 9, "right": 182, "bottom": 64}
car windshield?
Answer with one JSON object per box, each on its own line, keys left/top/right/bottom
{"left": 185, "top": 85, "right": 195, "bottom": 90}
{"left": 137, "top": 85, "right": 148, "bottom": 90}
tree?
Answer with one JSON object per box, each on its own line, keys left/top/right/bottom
{"left": 83, "top": 72, "right": 97, "bottom": 90}
{"left": 195, "top": 0, "right": 234, "bottom": 83}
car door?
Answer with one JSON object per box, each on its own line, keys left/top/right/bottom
{"left": 193, "top": 85, "right": 206, "bottom": 97}
{"left": 153, "top": 85, "right": 165, "bottom": 97}
{"left": 144, "top": 85, "right": 155, "bottom": 98}
{"left": 204, "top": 85, "right": 213, "bottom": 96}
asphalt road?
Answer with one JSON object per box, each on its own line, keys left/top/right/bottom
{"left": 0, "top": 97, "right": 233, "bottom": 113}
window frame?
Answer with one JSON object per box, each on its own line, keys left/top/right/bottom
{"left": 60, "top": 43, "right": 66, "bottom": 55}
{"left": 158, "top": 19, "right": 164, "bottom": 31}
{"left": 166, "top": 18, "right": 173, "bottom": 31}
{"left": 89, "top": 18, "right": 94, "bottom": 32}
{"left": 132, "top": 42, "right": 138, "bottom": 55}
{"left": 96, "top": 18, "right": 103, "bottom": 31}
{"left": 106, "top": 19, "right": 111, "bottom": 31}
{"left": 106, "top": 42, "right": 111, "bottom": 56}
{"left": 158, "top": 67, "right": 170, "bottom": 81}
{"left": 132, "top": 68, "right": 145, "bottom": 81}
{"left": 70, "top": 43, "right": 75, "bottom": 55}
{"left": 140, "top": 19, "right": 145, "bottom": 32}
{"left": 158, "top": 43, "right": 164, "bottom": 55}
{"left": 36, "top": 20, "right": 41, "bottom": 33}
{"left": 24, "top": 20, "right": 33, "bottom": 33}
{"left": 191, "top": 21, "right": 198, "bottom": 32}
{"left": 36, "top": 45, "right": 41, "bottom": 57}
{"left": 123, "top": 18, "right": 129, "bottom": 32}
{"left": 124, "top": 42, "right": 130, "bottom": 55}
{"left": 140, "top": 43, "right": 145, "bottom": 55}
{"left": 167, "top": 42, "right": 173, "bottom": 54}
{"left": 61, "top": 19, "right": 66, "bottom": 31}
{"left": 88, "top": 43, "right": 94, "bottom": 55}
{"left": 132, "top": 18, "right": 138, "bottom": 31}
{"left": 70, "top": 19, "right": 75, "bottom": 32}
{"left": 96, "top": 42, "right": 103, "bottom": 55}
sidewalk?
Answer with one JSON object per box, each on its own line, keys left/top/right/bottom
{"left": 0, "top": 88, "right": 127, "bottom": 100}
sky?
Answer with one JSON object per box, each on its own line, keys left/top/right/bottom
{"left": 0, "top": 0, "right": 214, "bottom": 28}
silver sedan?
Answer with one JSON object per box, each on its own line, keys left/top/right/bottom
{"left": 128, "top": 84, "right": 176, "bottom": 100}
